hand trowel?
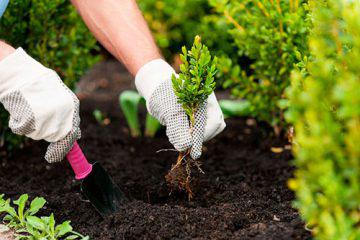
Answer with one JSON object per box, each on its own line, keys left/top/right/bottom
{"left": 66, "top": 141, "right": 128, "bottom": 216}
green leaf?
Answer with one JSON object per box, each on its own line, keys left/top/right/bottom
{"left": 14, "top": 194, "right": 28, "bottom": 222}
{"left": 26, "top": 216, "right": 45, "bottom": 231}
{"left": 0, "top": 200, "right": 17, "bottom": 217}
{"left": 119, "top": 90, "right": 143, "bottom": 138}
{"left": 92, "top": 109, "right": 104, "bottom": 124}
{"left": 144, "top": 113, "right": 161, "bottom": 138}
{"left": 28, "top": 197, "right": 46, "bottom": 216}
{"left": 56, "top": 221, "right": 73, "bottom": 237}
{"left": 49, "top": 213, "right": 56, "bottom": 234}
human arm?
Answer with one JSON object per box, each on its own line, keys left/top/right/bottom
{"left": 0, "top": 41, "right": 15, "bottom": 61}
{"left": 71, "top": 0, "right": 161, "bottom": 76}
{"left": 71, "top": 0, "right": 226, "bottom": 158}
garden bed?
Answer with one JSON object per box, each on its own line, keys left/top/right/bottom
{"left": 0, "top": 61, "right": 311, "bottom": 239}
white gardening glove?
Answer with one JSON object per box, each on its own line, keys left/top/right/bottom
{"left": 135, "top": 59, "right": 226, "bottom": 159}
{"left": 0, "top": 48, "right": 81, "bottom": 163}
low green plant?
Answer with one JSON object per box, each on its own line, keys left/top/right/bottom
{"left": 0, "top": 0, "right": 100, "bottom": 156}
{"left": 219, "top": 99, "right": 251, "bottom": 119}
{"left": 119, "top": 91, "right": 143, "bottom": 137}
{"left": 92, "top": 109, "right": 112, "bottom": 126}
{"left": 0, "top": 194, "right": 88, "bottom": 239}
{"left": 93, "top": 109, "right": 105, "bottom": 125}
{"left": 166, "top": 36, "right": 217, "bottom": 199}
{"left": 144, "top": 114, "right": 161, "bottom": 138}
{"left": 286, "top": 0, "right": 360, "bottom": 239}
{"left": 119, "top": 90, "right": 161, "bottom": 138}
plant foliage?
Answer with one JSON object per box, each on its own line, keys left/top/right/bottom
{"left": 209, "top": 0, "right": 311, "bottom": 132}
{"left": 0, "top": 194, "right": 89, "bottom": 239}
{"left": 119, "top": 90, "right": 161, "bottom": 138}
{"left": 286, "top": 0, "right": 360, "bottom": 239}
{"left": 172, "top": 35, "right": 217, "bottom": 125}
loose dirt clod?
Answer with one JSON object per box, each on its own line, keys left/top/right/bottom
{"left": 0, "top": 224, "right": 14, "bottom": 240}
{"left": 165, "top": 150, "right": 204, "bottom": 200}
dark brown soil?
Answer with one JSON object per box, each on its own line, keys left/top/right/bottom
{"left": 0, "top": 61, "right": 312, "bottom": 240}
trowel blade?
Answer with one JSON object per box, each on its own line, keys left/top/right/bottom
{"left": 81, "top": 162, "right": 128, "bottom": 216}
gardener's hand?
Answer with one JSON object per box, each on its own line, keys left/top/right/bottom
{"left": 135, "top": 59, "right": 226, "bottom": 159}
{"left": 0, "top": 47, "right": 81, "bottom": 163}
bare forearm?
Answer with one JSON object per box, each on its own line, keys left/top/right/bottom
{"left": 0, "top": 41, "right": 15, "bottom": 61}
{"left": 71, "top": 0, "right": 162, "bottom": 75}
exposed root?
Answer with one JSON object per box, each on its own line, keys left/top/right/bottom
{"left": 156, "top": 148, "right": 178, "bottom": 153}
{"left": 165, "top": 149, "right": 204, "bottom": 200}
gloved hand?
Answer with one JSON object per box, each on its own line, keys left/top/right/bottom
{"left": 135, "top": 59, "right": 226, "bottom": 159}
{"left": 0, "top": 48, "right": 81, "bottom": 163}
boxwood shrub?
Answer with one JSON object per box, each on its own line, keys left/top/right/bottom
{"left": 209, "top": 0, "right": 311, "bottom": 132}
{"left": 0, "top": 0, "right": 100, "bottom": 155}
{"left": 286, "top": 0, "right": 360, "bottom": 239}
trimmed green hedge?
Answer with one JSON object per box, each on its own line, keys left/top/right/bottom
{"left": 287, "top": 0, "right": 360, "bottom": 239}
{"left": 0, "top": 0, "right": 100, "bottom": 155}
{"left": 141, "top": 0, "right": 311, "bottom": 132}
{"left": 209, "top": 0, "right": 311, "bottom": 132}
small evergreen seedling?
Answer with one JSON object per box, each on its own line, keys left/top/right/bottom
{"left": 166, "top": 36, "right": 217, "bottom": 199}
{"left": 172, "top": 35, "right": 217, "bottom": 125}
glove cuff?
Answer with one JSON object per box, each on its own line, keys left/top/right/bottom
{"left": 0, "top": 47, "right": 49, "bottom": 97}
{"left": 135, "top": 59, "right": 175, "bottom": 101}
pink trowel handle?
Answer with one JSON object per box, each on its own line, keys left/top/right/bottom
{"left": 66, "top": 141, "right": 93, "bottom": 180}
